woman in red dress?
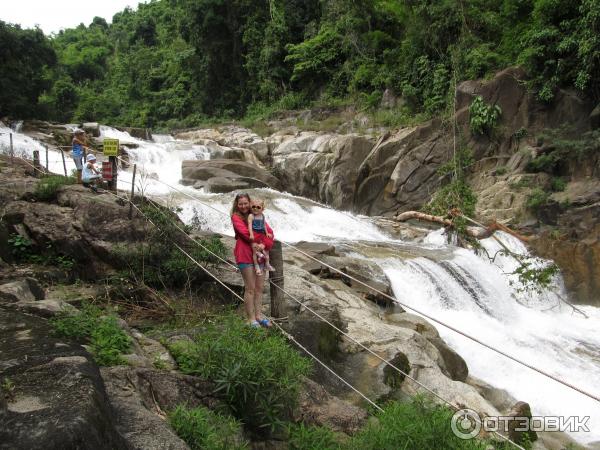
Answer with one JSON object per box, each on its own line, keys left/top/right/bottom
{"left": 231, "top": 193, "right": 274, "bottom": 327}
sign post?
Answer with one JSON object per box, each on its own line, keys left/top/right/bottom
{"left": 103, "top": 138, "right": 119, "bottom": 191}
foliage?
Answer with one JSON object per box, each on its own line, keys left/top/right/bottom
{"left": 0, "top": 21, "right": 56, "bottom": 118}
{"left": 4, "top": 1, "right": 600, "bottom": 125}
{"left": 167, "top": 314, "right": 311, "bottom": 431}
{"left": 51, "top": 303, "right": 131, "bottom": 366}
{"left": 169, "top": 405, "right": 248, "bottom": 450}
{"left": 34, "top": 175, "right": 76, "bottom": 201}
{"left": 7, "top": 234, "right": 34, "bottom": 259}
{"left": 425, "top": 147, "right": 477, "bottom": 219}
{"left": 469, "top": 96, "right": 502, "bottom": 135}
{"left": 116, "top": 203, "right": 226, "bottom": 288}
{"left": 348, "top": 397, "right": 502, "bottom": 450}
{"left": 551, "top": 177, "right": 566, "bottom": 192}
{"left": 288, "top": 424, "right": 341, "bottom": 450}
{"left": 527, "top": 129, "right": 600, "bottom": 175}
{"left": 511, "top": 258, "right": 560, "bottom": 294}
{"left": 526, "top": 188, "right": 551, "bottom": 211}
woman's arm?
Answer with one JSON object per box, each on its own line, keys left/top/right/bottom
{"left": 231, "top": 214, "right": 253, "bottom": 243}
{"left": 247, "top": 214, "right": 255, "bottom": 240}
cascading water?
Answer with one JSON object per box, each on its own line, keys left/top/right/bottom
{"left": 2, "top": 125, "right": 599, "bottom": 444}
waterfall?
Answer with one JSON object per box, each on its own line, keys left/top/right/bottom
{"left": 2, "top": 124, "right": 599, "bottom": 444}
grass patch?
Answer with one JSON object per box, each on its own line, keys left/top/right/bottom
{"left": 287, "top": 397, "right": 516, "bottom": 450}
{"left": 169, "top": 404, "right": 248, "bottom": 450}
{"left": 34, "top": 175, "right": 76, "bottom": 201}
{"left": 51, "top": 303, "right": 131, "bottom": 366}
{"left": 167, "top": 314, "right": 311, "bottom": 431}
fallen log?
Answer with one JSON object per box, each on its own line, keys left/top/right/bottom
{"left": 394, "top": 211, "right": 532, "bottom": 243}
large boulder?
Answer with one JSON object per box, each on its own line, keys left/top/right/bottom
{"left": 0, "top": 307, "right": 127, "bottom": 449}
{"left": 176, "top": 126, "right": 269, "bottom": 162}
{"left": 272, "top": 133, "right": 374, "bottom": 210}
{"left": 181, "top": 159, "right": 281, "bottom": 192}
{"left": 281, "top": 247, "right": 503, "bottom": 418}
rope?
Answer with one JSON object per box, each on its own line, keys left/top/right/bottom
{"left": 118, "top": 169, "right": 600, "bottom": 404}
{"left": 101, "top": 188, "right": 384, "bottom": 413}
{"left": 3, "top": 155, "right": 527, "bottom": 448}
{"left": 103, "top": 180, "right": 525, "bottom": 449}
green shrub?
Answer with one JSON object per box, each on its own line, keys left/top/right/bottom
{"left": 34, "top": 175, "right": 76, "bottom": 201}
{"left": 551, "top": 177, "right": 566, "bottom": 192}
{"left": 495, "top": 166, "right": 507, "bottom": 176}
{"left": 90, "top": 316, "right": 131, "bottom": 366}
{"left": 51, "top": 303, "right": 131, "bottom": 366}
{"left": 288, "top": 424, "right": 340, "bottom": 450}
{"left": 167, "top": 314, "right": 311, "bottom": 430}
{"left": 469, "top": 96, "right": 501, "bottom": 135}
{"left": 526, "top": 188, "right": 550, "bottom": 211}
{"left": 348, "top": 398, "right": 495, "bottom": 450}
{"left": 7, "top": 234, "right": 33, "bottom": 260}
{"left": 169, "top": 405, "right": 247, "bottom": 450}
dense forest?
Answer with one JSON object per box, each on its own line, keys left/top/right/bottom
{"left": 1, "top": 0, "right": 599, "bottom": 128}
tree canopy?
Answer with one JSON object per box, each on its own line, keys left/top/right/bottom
{"left": 1, "top": 0, "right": 598, "bottom": 127}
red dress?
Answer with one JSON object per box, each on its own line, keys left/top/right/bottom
{"left": 231, "top": 214, "right": 274, "bottom": 265}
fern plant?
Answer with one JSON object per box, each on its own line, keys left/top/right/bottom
{"left": 469, "top": 96, "right": 501, "bottom": 135}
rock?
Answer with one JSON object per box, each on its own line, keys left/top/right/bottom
{"left": 181, "top": 159, "right": 281, "bottom": 192}
{"left": 8, "top": 299, "right": 76, "bottom": 317}
{"left": 82, "top": 122, "right": 100, "bottom": 137}
{"left": 176, "top": 126, "right": 269, "bottom": 162}
{"left": 591, "top": 103, "right": 600, "bottom": 130}
{"left": 129, "top": 329, "right": 176, "bottom": 370}
{"left": 0, "top": 308, "right": 127, "bottom": 449}
{"left": 506, "top": 401, "right": 538, "bottom": 445}
{"left": 280, "top": 259, "right": 499, "bottom": 419}
{"left": 0, "top": 278, "right": 44, "bottom": 303}
{"left": 428, "top": 337, "right": 468, "bottom": 382}
{"left": 380, "top": 88, "right": 398, "bottom": 109}
{"left": 295, "top": 241, "right": 338, "bottom": 256}
{"left": 115, "top": 126, "right": 153, "bottom": 141}
{"left": 100, "top": 366, "right": 222, "bottom": 450}
{"left": 295, "top": 377, "right": 367, "bottom": 434}
{"left": 272, "top": 133, "right": 373, "bottom": 210}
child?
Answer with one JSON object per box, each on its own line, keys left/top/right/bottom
{"left": 248, "top": 199, "right": 275, "bottom": 275}
{"left": 82, "top": 154, "right": 102, "bottom": 192}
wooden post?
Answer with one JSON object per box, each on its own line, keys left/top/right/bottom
{"left": 269, "top": 240, "right": 285, "bottom": 318}
{"left": 9, "top": 133, "right": 13, "bottom": 163}
{"left": 128, "top": 164, "right": 137, "bottom": 219}
{"left": 60, "top": 150, "right": 67, "bottom": 176}
{"left": 45, "top": 145, "right": 49, "bottom": 173}
{"left": 33, "top": 150, "right": 41, "bottom": 177}
{"left": 109, "top": 155, "right": 118, "bottom": 191}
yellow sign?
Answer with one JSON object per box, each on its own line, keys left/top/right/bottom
{"left": 103, "top": 138, "right": 119, "bottom": 156}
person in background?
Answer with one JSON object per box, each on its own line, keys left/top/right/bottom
{"left": 231, "top": 192, "right": 273, "bottom": 328}
{"left": 82, "top": 154, "right": 102, "bottom": 192}
{"left": 72, "top": 129, "right": 87, "bottom": 184}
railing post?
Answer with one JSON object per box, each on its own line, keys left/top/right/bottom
{"left": 9, "top": 133, "right": 13, "bottom": 163}
{"left": 60, "top": 149, "right": 67, "bottom": 177}
{"left": 45, "top": 145, "right": 49, "bottom": 173}
{"left": 33, "top": 150, "right": 41, "bottom": 177}
{"left": 109, "top": 155, "right": 118, "bottom": 191}
{"left": 129, "top": 163, "right": 137, "bottom": 219}
{"left": 269, "top": 240, "right": 285, "bottom": 318}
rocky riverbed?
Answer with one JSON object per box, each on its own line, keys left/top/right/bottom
{"left": 0, "top": 155, "right": 585, "bottom": 449}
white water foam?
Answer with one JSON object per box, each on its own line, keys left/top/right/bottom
{"left": 381, "top": 231, "right": 600, "bottom": 444}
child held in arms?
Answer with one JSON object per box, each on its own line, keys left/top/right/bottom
{"left": 248, "top": 199, "right": 276, "bottom": 275}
